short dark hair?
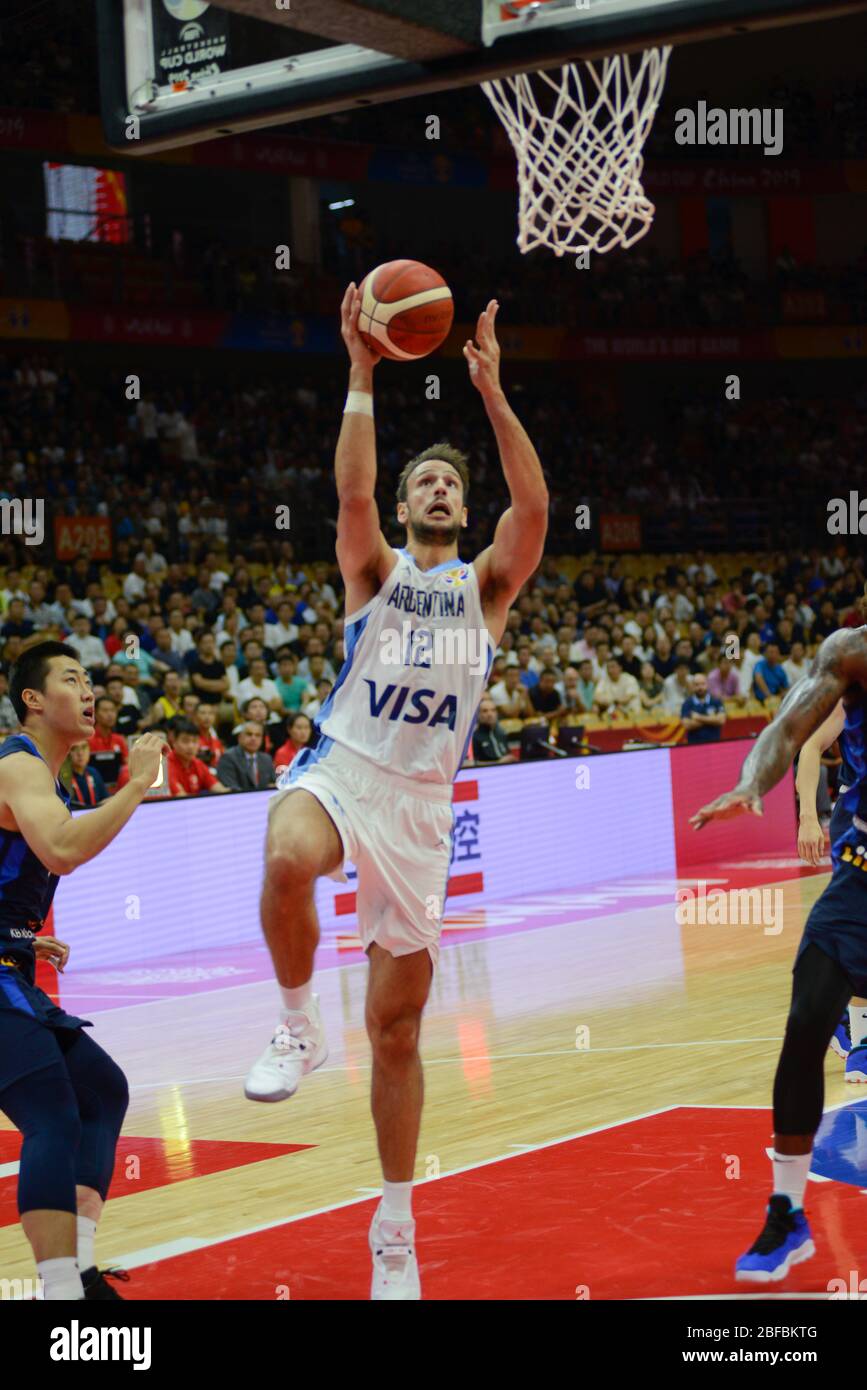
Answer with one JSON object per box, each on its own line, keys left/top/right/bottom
{"left": 9, "top": 641, "right": 80, "bottom": 723}
{"left": 172, "top": 717, "right": 198, "bottom": 736}
{"left": 396, "top": 441, "right": 470, "bottom": 504}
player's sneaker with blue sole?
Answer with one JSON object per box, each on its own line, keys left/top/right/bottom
{"left": 830, "top": 1012, "right": 851, "bottom": 1059}
{"left": 735, "top": 1194, "right": 815, "bottom": 1283}
{"left": 845, "top": 1043, "right": 867, "bottom": 1082}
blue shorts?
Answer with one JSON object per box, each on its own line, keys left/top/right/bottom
{"left": 0, "top": 966, "right": 91, "bottom": 1093}
{"left": 797, "top": 802, "right": 867, "bottom": 995}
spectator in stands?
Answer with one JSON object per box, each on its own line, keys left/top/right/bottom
{"left": 88, "top": 695, "right": 128, "bottom": 792}
{"left": 112, "top": 661, "right": 153, "bottom": 719}
{"left": 150, "top": 625, "right": 188, "bottom": 678}
{"left": 784, "top": 639, "right": 812, "bottom": 687}
{"left": 181, "top": 692, "right": 201, "bottom": 721}
{"left": 296, "top": 637, "right": 337, "bottom": 684}
{"left": 572, "top": 659, "right": 596, "bottom": 713}
{"left": 65, "top": 614, "right": 109, "bottom": 680}
{"left": 514, "top": 645, "right": 540, "bottom": 690}
{"left": 651, "top": 636, "right": 676, "bottom": 679}
{"left": 303, "top": 678, "right": 333, "bottom": 720}
{"left": 0, "top": 671, "right": 18, "bottom": 732}
{"left": 104, "top": 675, "right": 141, "bottom": 738}
{"left": 188, "top": 630, "right": 230, "bottom": 704}
{"left": 145, "top": 668, "right": 185, "bottom": 727}
{"left": 617, "top": 633, "right": 643, "bottom": 679}
{"left": 236, "top": 695, "right": 282, "bottom": 754}
{"left": 2, "top": 597, "right": 34, "bottom": 641}
{"left": 681, "top": 672, "right": 726, "bottom": 744}
{"left": 265, "top": 599, "right": 298, "bottom": 652}
{"left": 810, "top": 598, "right": 839, "bottom": 642}
{"left": 190, "top": 566, "right": 220, "bottom": 617}
{"left": 216, "top": 720, "right": 276, "bottom": 790}
{"left": 561, "top": 667, "right": 584, "bottom": 715}
{"left": 574, "top": 569, "right": 608, "bottom": 619}
{"left": 236, "top": 655, "right": 282, "bottom": 715}
{"left": 168, "top": 606, "right": 196, "bottom": 657}
{"left": 638, "top": 661, "right": 664, "bottom": 711}
{"left": 218, "top": 637, "right": 241, "bottom": 691}
{"left": 166, "top": 717, "right": 230, "bottom": 796}
{"left": 274, "top": 651, "right": 310, "bottom": 713}
{"left": 594, "top": 657, "right": 641, "bottom": 718}
{"left": 528, "top": 668, "right": 566, "bottom": 726}
{"left": 753, "top": 641, "right": 789, "bottom": 702}
{"left": 662, "top": 660, "right": 694, "bottom": 715}
{"left": 737, "top": 631, "right": 763, "bottom": 697}
{"left": 68, "top": 740, "right": 108, "bottom": 809}
{"left": 471, "top": 696, "right": 514, "bottom": 766}
{"left": 274, "top": 712, "right": 314, "bottom": 770}
{"left": 112, "top": 634, "right": 159, "bottom": 689}
{"left": 707, "top": 654, "right": 740, "bottom": 702}
{"left": 194, "top": 703, "right": 225, "bottom": 768}
{"left": 123, "top": 556, "right": 149, "bottom": 604}
{"left": 488, "top": 663, "right": 532, "bottom": 719}
{"left": 24, "top": 580, "right": 55, "bottom": 631}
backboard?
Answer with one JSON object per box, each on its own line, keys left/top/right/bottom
{"left": 98, "top": 0, "right": 867, "bottom": 154}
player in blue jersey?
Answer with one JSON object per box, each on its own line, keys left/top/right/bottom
{"left": 795, "top": 700, "right": 867, "bottom": 1079}
{"left": 0, "top": 642, "right": 162, "bottom": 1300}
{"left": 692, "top": 625, "right": 867, "bottom": 1281}
{"left": 244, "top": 285, "right": 549, "bottom": 1298}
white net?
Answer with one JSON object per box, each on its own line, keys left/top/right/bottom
{"left": 481, "top": 47, "right": 672, "bottom": 257}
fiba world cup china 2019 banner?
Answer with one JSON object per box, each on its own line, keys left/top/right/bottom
{"left": 152, "top": 0, "right": 230, "bottom": 89}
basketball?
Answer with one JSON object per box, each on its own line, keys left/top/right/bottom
{"left": 357, "top": 260, "right": 454, "bottom": 361}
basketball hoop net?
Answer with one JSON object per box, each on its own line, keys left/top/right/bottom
{"left": 481, "top": 47, "right": 672, "bottom": 257}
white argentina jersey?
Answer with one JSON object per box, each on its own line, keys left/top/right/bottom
{"left": 316, "top": 547, "right": 495, "bottom": 784}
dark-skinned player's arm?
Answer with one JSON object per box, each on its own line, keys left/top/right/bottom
{"left": 468, "top": 302, "right": 549, "bottom": 602}
{"left": 691, "top": 629, "right": 866, "bottom": 830}
{"left": 0, "top": 734, "right": 164, "bottom": 875}
{"left": 334, "top": 282, "right": 394, "bottom": 592}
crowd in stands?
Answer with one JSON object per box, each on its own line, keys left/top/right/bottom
{"left": 2, "top": 524, "right": 865, "bottom": 790}
{"left": 2, "top": 353, "right": 865, "bottom": 561}
{"left": 7, "top": 219, "right": 865, "bottom": 338}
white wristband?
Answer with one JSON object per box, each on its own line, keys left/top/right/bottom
{"left": 344, "top": 391, "right": 374, "bottom": 417}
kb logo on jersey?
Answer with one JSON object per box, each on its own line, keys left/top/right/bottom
{"left": 364, "top": 678, "right": 457, "bottom": 730}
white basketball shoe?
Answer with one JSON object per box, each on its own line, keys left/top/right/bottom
{"left": 243, "top": 995, "right": 329, "bottom": 1102}
{"left": 369, "top": 1203, "right": 421, "bottom": 1301}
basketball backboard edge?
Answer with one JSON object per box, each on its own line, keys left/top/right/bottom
{"left": 97, "top": 0, "right": 867, "bottom": 155}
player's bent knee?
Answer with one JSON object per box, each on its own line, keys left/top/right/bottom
{"left": 264, "top": 833, "right": 323, "bottom": 890}
{"left": 367, "top": 1010, "right": 422, "bottom": 1061}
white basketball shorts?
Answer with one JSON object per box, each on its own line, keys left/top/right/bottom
{"left": 269, "top": 736, "right": 455, "bottom": 969}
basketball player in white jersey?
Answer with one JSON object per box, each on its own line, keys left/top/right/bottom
{"left": 244, "top": 282, "right": 548, "bottom": 1300}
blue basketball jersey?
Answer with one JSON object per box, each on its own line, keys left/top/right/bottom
{"left": 0, "top": 734, "right": 70, "bottom": 984}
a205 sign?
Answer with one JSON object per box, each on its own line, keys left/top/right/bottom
{"left": 54, "top": 516, "right": 112, "bottom": 561}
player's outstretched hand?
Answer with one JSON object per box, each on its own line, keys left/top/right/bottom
{"left": 464, "top": 299, "right": 501, "bottom": 396}
{"left": 33, "top": 935, "right": 70, "bottom": 973}
{"left": 797, "top": 816, "right": 826, "bottom": 866}
{"left": 340, "top": 282, "right": 382, "bottom": 370}
{"left": 129, "top": 733, "right": 165, "bottom": 792}
{"left": 690, "top": 787, "right": 764, "bottom": 830}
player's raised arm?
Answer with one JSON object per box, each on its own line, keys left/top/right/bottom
{"left": 466, "top": 301, "right": 549, "bottom": 600}
{"left": 334, "top": 282, "right": 393, "bottom": 591}
{"left": 0, "top": 735, "right": 164, "bottom": 875}
{"left": 691, "top": 629, "right": 866, "bottom": 830}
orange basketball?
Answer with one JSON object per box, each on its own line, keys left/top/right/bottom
{"left": 357, "top": 260, "right": 454, "bottom": 361}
